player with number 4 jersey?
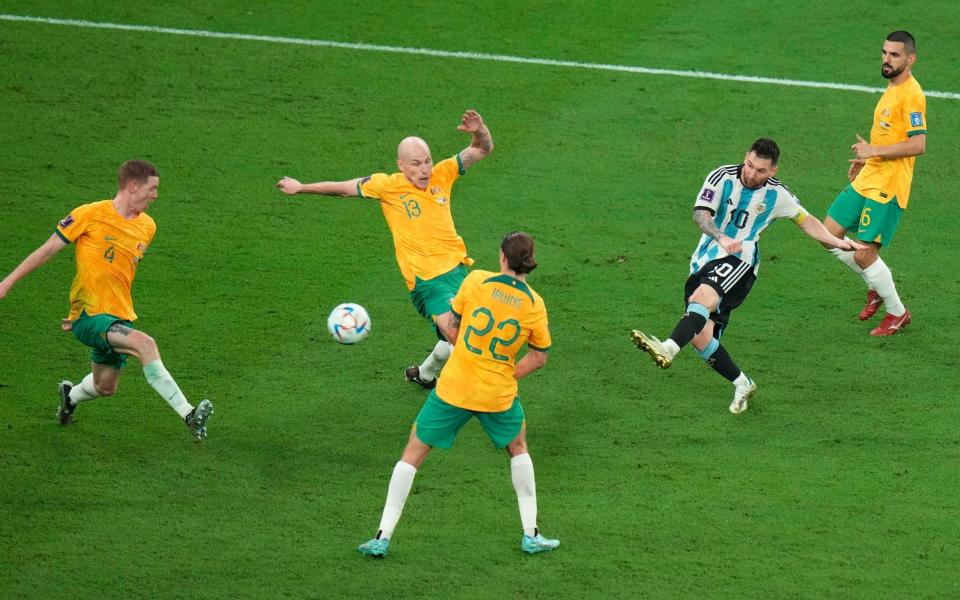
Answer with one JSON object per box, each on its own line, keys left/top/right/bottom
{"left": 631, "top": 139, "right": 864, "bottom": 414}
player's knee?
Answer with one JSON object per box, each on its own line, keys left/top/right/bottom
{"left": 853, "top": 246, "right": 879, "bottom": 269}
{"left": 134, "top": 332, "right": 159, "bottom": 358}
{"left": 95, "top": 380, "right": 118, "bottom": 396}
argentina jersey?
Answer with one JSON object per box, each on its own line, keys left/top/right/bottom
{"left": 689, "top": 164, "right": 807, "bottom": 275}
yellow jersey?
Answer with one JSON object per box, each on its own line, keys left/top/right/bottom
{"left": 357, "top": 155, "right": 473, "bottom": 290}
{"left": 852, "top": 75, "right": 927, "bottom": 209}
{"left": 436, "top": 269, "right": 551, "bottom": 413}
{"left": 55, "top": 200, "right": 156, "bottom": 321}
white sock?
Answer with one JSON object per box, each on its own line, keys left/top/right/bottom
{"left": 417, "top": 341, "right": 452, "bottom": 381}
{"left": 68, "top": 373, "right": 99, "bottom": 405}
{"left": 142, "top": 359, "right": 193, "bottom": 419}
{"left": 377, "top": 461, "right": 417, "bottom": 539}
{"left": 830, "top": 247, "right": 878, "bottom": 291}
{"left": 663, "top": 339, "right": 681, "bottom": 358}
{"left": 861, "top": 259, "right": 905, "bottom": 316}
{"left": 733, "top": 372, "right": 750, "bottom": 387}
{"left": 511, "top": 453, "right": 538, "bottom": 537}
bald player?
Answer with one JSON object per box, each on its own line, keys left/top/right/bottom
{"left": 277, "top": 109, "right": 493, "bottom": 387}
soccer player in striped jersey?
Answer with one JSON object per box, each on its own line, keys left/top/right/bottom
{"left": 631, "top": 139, "right": 864, "bottom": 413}
{"left": 357, "top": 232, "right": 559, "bottom": 558}
{"left": 0, "top": 160, "right": 213, "bottom": 439}
{"left": 276, "top": 109, "right": 493, "bottom": 388}
{"left": 822, "top": 31, "right": 926, "bottom": 336}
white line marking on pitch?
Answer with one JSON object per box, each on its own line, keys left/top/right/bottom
{"left": 2, "top": 14, "right": 958, "bottom": 100}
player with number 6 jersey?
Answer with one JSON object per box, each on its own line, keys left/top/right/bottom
{"left": 630, "top": 139, "right": 865, "bottom": 414}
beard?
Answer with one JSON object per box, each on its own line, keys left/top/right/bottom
{"left": 882, "top": 63, "right": 905, "bottom": 79}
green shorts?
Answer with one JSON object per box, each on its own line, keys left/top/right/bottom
{"left": 413, "top": 389, "right": 525, "bottom": 450}
{"left": 71, "top": 311, "right": 132, "bottom": 369}
{"left": 827, "top": 185, "right": 903, "bottom": 247}
{"left": 409, "top": 264, "right": 469, "bottom": 340}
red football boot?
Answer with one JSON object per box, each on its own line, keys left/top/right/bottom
{"left": 859, "top": 290, "right": 883, "bottom": 321}
{"left": 870, "top": 309, "right": 911, "bottom": 336}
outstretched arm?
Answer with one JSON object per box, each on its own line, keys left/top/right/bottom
{"left": 0, "top": 234, "right": 68, "bottom": 299}
{"left": 515, "top": 349, "right": 548, "bottom": 380}
{"left": 797, "top": 213, "right": 866, "bottom": 251}
{"left": 276, "top": 176, "right": 362, "bottom": 197}
{"left": 694, "top": 208, "right": 742, "bottom": 254}
{"left": 457, "top": 109, "right": 493, "bottom": 171}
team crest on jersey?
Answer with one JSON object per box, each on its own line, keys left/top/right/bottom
{"left": 58, "top": 214, "right": 74, "bottom": 228}
{"left": 755, "top": 201, "right": 766, "bottom": 214}
{"left": 699, "top": 189, "right": 715, "bottom": 203}
{"left": 881, "top": 108, "right": 891, "bottom": 118}
{"left": 430, "top": 186, "right": 442, "bottom": 195}
{"left": 910, "top": 112, "right": 923, "bottom": 127}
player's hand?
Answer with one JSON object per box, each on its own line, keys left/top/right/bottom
{"left": 718, "top": 235, "right": 742, "bottom": 255}
{"left": 276, "top": 176, "right": 303, "bottom": 195}
{"left": 839, "top": 237, "right": 867, "bottom": 252}
{"left": 847, "top": 158, "right": 865, "bottom": 182}
{"left": 851, "top": 134, "right": 874, "bottom": 159}
{"left": 457, "top": 109, "right": 484, "bottom": 134}
{"left": 61, "top": 318, "right": 73, "bottom": 331}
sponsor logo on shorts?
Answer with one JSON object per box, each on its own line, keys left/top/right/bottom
{"left": 699, "top": 189, "right": 716, "bottom": 203}
{"left": 910, "top": 112, "right": 923, "bottom": 127}
{"left": 58, "top": 215, "right": 74, "bottom": 228}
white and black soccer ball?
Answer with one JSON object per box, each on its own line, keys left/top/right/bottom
{"left": 327, "top": 303, "right": 371, "bottom": 344}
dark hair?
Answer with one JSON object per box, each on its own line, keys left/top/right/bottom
{"left": 501, "top": 231, "right": 537, "bottom": 274}
{"left": 749, "top": 138, "right": 780, "bottom": 166}
{"left": 118, "top": 160, "right": 159, "bottom": 188}
{"left": 887, "top": 30, "right": 916, "bottom": 55}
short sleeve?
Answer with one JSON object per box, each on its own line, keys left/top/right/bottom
{"left": 55, "top": 205, "right": 91, "bottom": 243}
{"left": 526, "top": 303, "right": 552, "bottom": 352}
{"left": 905, "top": 90, "right": 927, "bottom": 136}
{"left": 357, "top": 173, "right": 389, "bottom": 199}
{"left": 432, "top": 156, "right": 462, "bottom": 187}
{"left": 774, "top": 190, "right": 808, "bottom": 224}
{"left": 694, "top": 167, "right": 726, "bottom": 214}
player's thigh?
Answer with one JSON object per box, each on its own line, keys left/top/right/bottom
{"left": 70, "top": 312, "right": 132, "bottom": 369}
{"left": 477, "top": 397, "right": 525, "bottom": 450}
{"left": 409, "top": 265, "right": 468, "bottom": 334}
{"left": 856, "top": 199, "right": 903, "bottom": 247}
{"left": 413, "top": 390, "right": 473, "bottom": 449}
{"left": 685, "top": 257, "right": 750, "bottom": 312}
{"left": 827, "top": 185, "right": 868, "bottom": 233}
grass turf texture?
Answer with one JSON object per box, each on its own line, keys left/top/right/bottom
{"left": 1, "top": 2, "right": 959, "bottom": 598}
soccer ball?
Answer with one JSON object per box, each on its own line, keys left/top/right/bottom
{"left": 327, "top": 303, "right": 371, "bottom": 344}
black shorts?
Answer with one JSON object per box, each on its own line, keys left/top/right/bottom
{"left": 683, "top": 256, "right": 756, "bottom": 338}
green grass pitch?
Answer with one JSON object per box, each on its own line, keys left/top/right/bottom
{"left": 1, "top": 2, "right": 959, "bottom": 598}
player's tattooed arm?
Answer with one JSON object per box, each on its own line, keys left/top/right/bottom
{"left": 694, "top": 208, "right": 723, "bottom": 240}
{"left": 458, "top": 109, "right": 494, "bottom": 170}
{"left": 694, "top": 208, "right": 742, "bottom": 254}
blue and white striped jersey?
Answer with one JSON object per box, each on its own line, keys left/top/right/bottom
{"left": 689, "top": 164, "right": 808, "bottom": 275}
